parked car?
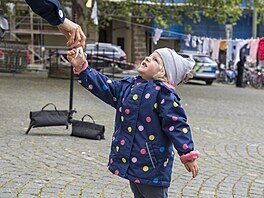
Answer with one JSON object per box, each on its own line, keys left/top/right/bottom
{"left": 177, "top": 51, "right": 218, "bottom": 85}
{"left": 85, "top": 42, "right": 127, "bottom": 69}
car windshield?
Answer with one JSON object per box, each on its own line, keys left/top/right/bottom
{"left": 193, "top": 55, "right": 215, "bottom": 63}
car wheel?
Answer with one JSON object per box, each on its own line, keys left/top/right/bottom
{"left": 205, "top": 80, "right": 213, "bottom": 85}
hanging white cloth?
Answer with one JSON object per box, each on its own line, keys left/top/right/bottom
{"left": 153, "top": 28, "right": 163, "bottom": 45}
{"left": 191, "top": 36, "right": 197, "bottom": 48}
{"left": 184, "top": 34, "right": 191, "bottom": 47}
{"left": 210, "top": 39, "right": 221, "bottom": 61}
{"left": 226, "top": 40, "right": 234, "bottom": 62}
{"left": 202, "top": 37, "right": 210, "bottom": 55}
{"left": 233, "top": 39, "right": 248, "bottom": 67}
{"left": 197, "top": 37, "right": 203, "bottom": 53}
{"left": 91, "top": 0, "right": 98, "bottom": 25}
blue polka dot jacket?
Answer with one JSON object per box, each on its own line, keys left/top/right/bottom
{"left": 77, "top": 64, "right": 195, "bottom": 187}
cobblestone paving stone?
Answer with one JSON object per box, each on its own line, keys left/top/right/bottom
{"left": 0, "top": 72, "right": 263, "bottom": 198}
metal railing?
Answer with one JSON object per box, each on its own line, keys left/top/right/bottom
{"left": 0, "top": 40, "right": 28, "bottom": 73}
{"left": 47, "top": 47, "right": 136, "bottom": 79}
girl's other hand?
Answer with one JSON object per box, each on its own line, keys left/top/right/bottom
{"left": 184, "top": 160, "right": 199, "bottom": 178}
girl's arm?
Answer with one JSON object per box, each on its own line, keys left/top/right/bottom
{"left": 158, "top": 89, "right": 199, "bottom": 178}
{"left": 158, "top": 91, "right": 196, "bottom": 156}
{"left": 77, "top": 61, "right": 121, "bottom": 109}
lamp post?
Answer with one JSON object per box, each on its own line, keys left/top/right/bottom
{"left": 69, "top": 0, "right": 77, "bottom": 121}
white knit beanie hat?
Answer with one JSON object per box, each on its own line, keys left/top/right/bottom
{"left": 155, "top": 48, "right": 195, "bottom": 86}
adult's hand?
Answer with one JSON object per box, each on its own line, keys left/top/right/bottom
{"left": 57, "top": 18, "right": 86, "bottom": 49}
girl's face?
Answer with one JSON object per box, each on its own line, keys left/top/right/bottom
{"left": 137, "top": 52, "right": 163, "bottom": 80}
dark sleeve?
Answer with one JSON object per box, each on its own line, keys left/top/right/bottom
{"left": 78, "top": 66, "right": 122, "bottom": 109}
{"left": 158, "top": 91, "right": 194, "bottom": 156}
{"left": 25, "top": 0, "right": 66, "bottom": 26}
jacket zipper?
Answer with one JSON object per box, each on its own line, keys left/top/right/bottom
{"left": 146, "top": 142, "right": 156, "bottom": 168}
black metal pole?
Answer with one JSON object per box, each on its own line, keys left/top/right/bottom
{"left": 69, "top": 0, "right": 77, "bottom": 122}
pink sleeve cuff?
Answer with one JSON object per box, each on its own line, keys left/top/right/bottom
{"left": 73, "top": 60, "right": 88, "bottom": 75}
{"left": 180, "top": 150, "right": 200, "bottom": 164}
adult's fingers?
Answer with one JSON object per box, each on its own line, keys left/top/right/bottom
{"left": 79, "top": 29, "right": 87, "bottom": 49}
{"left": 70, "top": 26, "right": 86, "bottom": 49}
{"left": 71, "top": 27, "right": 81, "bottom": 48}
{"left": 67, "top": 26, "right": 77, "bottom": 47}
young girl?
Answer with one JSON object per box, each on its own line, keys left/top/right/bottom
{"left": 67, "top": 47, "right": 199, "bottom": 198}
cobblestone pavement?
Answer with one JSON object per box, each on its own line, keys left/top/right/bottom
{"left": 0, "top": 72, "right": 264, "bottom": 198}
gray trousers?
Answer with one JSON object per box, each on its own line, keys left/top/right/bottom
{"left": 129, "top": 181, "right": 168, "bottom": 198}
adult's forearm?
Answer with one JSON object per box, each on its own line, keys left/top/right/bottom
{"left": 25, "top": 0, "right": 66, "bottom": 26}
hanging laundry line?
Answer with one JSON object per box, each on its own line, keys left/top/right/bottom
{"left": 111, "top": 18, "right": 264, "bottom": 66}
{"left": 111, "top": 17, "right": 189, "bottom": 37}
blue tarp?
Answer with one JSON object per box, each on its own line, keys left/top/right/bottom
{"left": 152, "top": 12, "right": 253, "bottom": 40}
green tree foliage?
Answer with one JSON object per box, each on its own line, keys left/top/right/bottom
{"left": 75, "top": 0, "right": 264, "bottom": 30}
{"left": 1, "top": 0, "right": 264, "bottom": 31}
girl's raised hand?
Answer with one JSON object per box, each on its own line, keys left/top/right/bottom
{"left": 67, "top": 48, "right": 87, "bottom": 70}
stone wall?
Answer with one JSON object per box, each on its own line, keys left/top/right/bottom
{"left": 132, "top": 24, "right": 147, "bottom": 65}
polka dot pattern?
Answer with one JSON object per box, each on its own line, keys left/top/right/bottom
{"left": 153, "top": 178, "right": 159, "bottom": 184}
{"left": 146, "top": 116, "right": 152, "bottom": 123}
{"left": 143, "top": 166, "right": 149, "bottom": 172}
{"left": 145, "top": 93, "right": 150, "bottom": 99}
{"left": 138, "top": 125, "right": 144, "bottom": 131}
{"left": 173, "top": 102, "right": 179, "bottom": 107}
{"left": 155, "top": 86, "right": 161, "bottom": 90}
{"left": 88, "top": 84, "right": 93, "bottom": 90}
{"left": 149, "top": 135, "right": 155, "bottom": 141}
{"left": 103, "top": 85, "right": 108, "bottom": 91}
{"left": 183, "top": 144, "right": 188, "bottom": 150}
{"left": 140, "top": 149, "right": 146, "bottom": 155}
{"left": 172, "top": 116, "right": 178, "bottom": 121}
{"left": 125, "top": 109, "right": 130, "bottom": 114}
{"left": 102, "top": 78, "right": 193, "bottom": 187}
{"left": 133, "top": 94, "right": 138, "bottom": 100}
{"left": 135, "top": 179, "right": 140, "bottom": 184}
{"left": 120, "top": 140, "right": 125, "bottom": 145}
{"left": 132, "top": 157, "right": 137, "bottom": 163}
{"left": 183, "top": 128, "right": 188, "bottom": 133}
{"left": 160, "top": 147, "right": 165, "bottom": 152}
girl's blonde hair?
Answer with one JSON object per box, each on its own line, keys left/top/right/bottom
{"left": 177, "top": 71, "right": 194, "bottom": 86}
{"left": 153, "top": 63, "right": 168, "bottom": 82}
